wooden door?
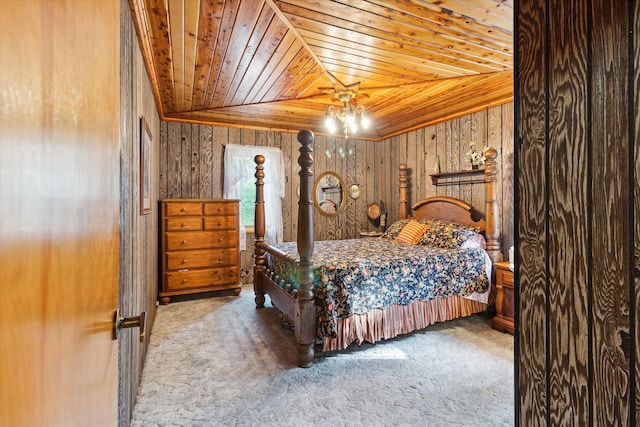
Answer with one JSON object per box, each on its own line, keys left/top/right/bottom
{"left": 0, "top": 1, "right": 121, "bottom": 425}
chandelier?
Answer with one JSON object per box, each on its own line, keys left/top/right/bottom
{"left": 324, "top": 91, "right": 370, "bottom": 139}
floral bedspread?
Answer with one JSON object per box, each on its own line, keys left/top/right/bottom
{"left": 265, "top": 238, "right": 490, "bottom": 339}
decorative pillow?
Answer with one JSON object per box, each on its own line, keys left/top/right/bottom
{"left": 418, "top": 219, "right": 482, "bottom": 249}
{"left": 382, "top": 219, "right": 411, "bottom": 240}
{"left": 395, "top": 220, "right": 428, "bottom": 244}
{"left": 459, "top": 232, "right": 487, "bottom": 249}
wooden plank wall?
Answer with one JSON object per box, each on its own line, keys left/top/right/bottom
{"left": 517, "top": 0, "right": 639, "bottom": 425}
{"left": 119, "top": 2, "right": 161, "bottom": 425}
{"left": 160, "top": 103, "right": 514, "bottom": 282}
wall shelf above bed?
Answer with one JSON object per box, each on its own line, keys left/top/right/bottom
{"left": 430, "top": 169, "right": 486, "bottom": 186}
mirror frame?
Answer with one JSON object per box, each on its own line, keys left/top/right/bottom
{"left": 313, "top": 171, "right": 347, "bottom": 217}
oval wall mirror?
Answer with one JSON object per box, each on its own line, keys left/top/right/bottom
{"left": 314, "top": 172, "right": 346, "bottom": 216}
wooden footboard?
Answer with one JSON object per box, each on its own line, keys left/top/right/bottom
{"left": 254, "top": 130, "right": 316, "bottom": 367}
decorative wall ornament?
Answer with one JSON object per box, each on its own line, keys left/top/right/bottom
{"left": 349, "top": 184, "right": 360, "bottom": 199}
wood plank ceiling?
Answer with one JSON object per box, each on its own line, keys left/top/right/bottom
{"left": 130, "top": 0, "right": 513, "bottom": 141}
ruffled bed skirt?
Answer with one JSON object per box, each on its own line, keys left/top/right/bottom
{"left": 321, "top": 296, "right": 487, "bottom": 352}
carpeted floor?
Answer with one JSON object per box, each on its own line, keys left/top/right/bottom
{"left": 131, "top": 285, "right": 514, "bottom": 426}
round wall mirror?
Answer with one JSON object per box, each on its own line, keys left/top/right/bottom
{"left": 314, "top": 172, "right": 346, "bottom": 216}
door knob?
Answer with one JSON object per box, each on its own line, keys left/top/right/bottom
{"left": 112, "top": 309, "right": 146, "bottom": 343}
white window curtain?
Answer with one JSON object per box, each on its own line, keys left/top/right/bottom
{"left": 223, "top": 144, "right": 285, "bottom": 251}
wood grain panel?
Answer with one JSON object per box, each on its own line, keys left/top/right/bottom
{"left": 500, "top": 103, "right": 515, "bottom": 253}
{"left": 547, "top": 2, "right": 590, "bottom": 424}
{"left": 118, "top": 5, "right": 135, "bottom": 423}
{"left": 190, "top": 124, "right": 200, "bottom": 196}
{"left": 200, "top": 0, "right": 241, "bottom": 109}
{"left": 435, "top": 121, "right": 447, "bottom": 199}
{"left": 190, "top": 0, "right": 224, "bottom": 110}
{"left": 198, "top": 125, "right": 214, "bottom": 198}
{"left": 210, "top": 126, "right": 225, "bottom": 198}
{"left": 313, "top": 135, "right": 327, "bottom": 239}
{"left": 424, "top": 126, "right": 438, "bottom": 200}
{"left": 516, "top": 0, "right": 549, "bottom": 423}
{"left": 143, "top": 0, "right": 174, "bottom": 112}
{"left": 635, "top": 1, "right": 640, "bottom": 422}
{"left": 459, "top": 114, "right": 474, "bottom": 205}
{"left": 281, "top": 131, "right": 293, "bottom": 239}
{"left": 159, "top": 121, "right": 168, "bottom": 198}
{"left": 180, "top": 123, "right": 193, "bottom": 197}
{"left": 207, "top": 1, "right": 264, "bottom": 108}
{"left": 354, "top": 139, "right": 368, "bottom": 234}
{"left": 166, "top": 120, "right": 182, "bottom": 198}
{"left": 590, "top": 1, "right": 632, "bottom": 423}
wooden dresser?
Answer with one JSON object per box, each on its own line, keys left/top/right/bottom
{"left": 159, "top": 199, "right": 241, "bottom": 304}
{"left": 491, "top": 261, "right": 514, "bottom": 334}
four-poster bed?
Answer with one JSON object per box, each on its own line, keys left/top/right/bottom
{"left": 254, "top": 130, "right": 502, "bottom": 367}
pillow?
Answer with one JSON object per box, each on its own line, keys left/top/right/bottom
{"left": 418, "top": 219, "right": 482, "bottom": 249}
{"left": 382, "top": 219, "right": 411, "bottom": 240}
{"left": 395, "top": 220, "right": 428, "bottom": 244}
{"left": 459, "top": 233, "right": 487, "bottom": 249}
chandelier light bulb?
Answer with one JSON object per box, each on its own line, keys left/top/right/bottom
{"left": 346, "top": 111, "right": 356, "bottom": 126}
{"left": 360, "top": 112, "right": 370, "bottom": 129}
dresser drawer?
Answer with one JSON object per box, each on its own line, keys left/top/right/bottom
{"left": 203, "top": 215, "right": 237, "bottom": 230}
{"left": 165, "top": 202, "right": 202, "bottom": 216}
{"left": 165, "top": 217, "right": 202, "bottom": 231}
{"left": 165, "top": 230, "right": 237, "bottom": 251}
{"left": 166, "top": 248, "right": 238, "bottom": 271}
{"left": 204, "top": 202, "right": 238, "bottom": 216}
{"left": 166, "top": 267, "right": 239, "bottom": 290}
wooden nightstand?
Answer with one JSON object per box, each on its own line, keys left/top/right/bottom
{"left": 491, "top": 261, "right": 514, "bottom": 334}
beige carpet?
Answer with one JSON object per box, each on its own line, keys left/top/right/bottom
{"left": 131, "top": 284, "right": 514, "bottom": 426}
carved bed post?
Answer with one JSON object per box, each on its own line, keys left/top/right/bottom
{"left": 483, "top": 148, "right": 502, "bottom": 263}
{"left": 254, "top": 154, "right": 266, "bottom": 308}
{"left": 295, "top": 129, "right": 315, "bottom": 368}
{"left": 398, "top": 163, "right": 408, "bottom": 219}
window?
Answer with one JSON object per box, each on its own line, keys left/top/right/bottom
{"left": 239, "top": 176, "right": 256, "bottom": 227}
{"left": 223, "top": 144, "right": 284, "bottom": 250}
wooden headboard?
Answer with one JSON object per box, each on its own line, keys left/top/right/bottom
{"left": 397, "top": 147, "right": 501, "bottom": 263}
{"left": 412, "top": 197, "right": 486, "bottom": 232}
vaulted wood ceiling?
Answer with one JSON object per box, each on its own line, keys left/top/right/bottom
{"left": 130, "top": 0, "right": 513, "bottom": 141}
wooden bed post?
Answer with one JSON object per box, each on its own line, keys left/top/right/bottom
{"left": 254, "top": 154, "right": 266, "bottom": 308}
{"left": 296, "top": 129, "right": 315, "bottom": 367}
{"left": 483, "top": 148, "right": 502, "bottom": 263}
{"left": 398, "top": 163, "right": 408, "bottom": 219}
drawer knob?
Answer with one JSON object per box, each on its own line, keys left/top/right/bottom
{"left": 218, "top": 256, "right": 223, "bottom": 261}
{"left": 218, "top": 238, "right": 222, "bottom": 242}
{"left": 217, "top": 222, "right": 222, "bottom": 226}
{"left": 180, "top": 223, "right": 185, "bottom": 227}
{"left": 182, "top": 240, "right": 187, "bottom": 244}
{"left": 180, "top": 208, "right": 185, "bottom": 212}
{"left": 217, "top": 207, "right": 222, "bottom": 212}
{"left": 182, "top": 259, "right": 186, "bottom": 264}
{"left": 182, "top": 279, "right": 187, "bottom": 284}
